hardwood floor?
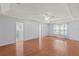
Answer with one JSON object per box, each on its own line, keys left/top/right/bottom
{"left": 0, "top": 36, "right": 79, "bottom": 56}
{"left": 0, "top": 43, "right": 16, "bottom": 56}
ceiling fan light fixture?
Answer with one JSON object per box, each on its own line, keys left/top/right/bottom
{"left": 45, "top": 17, "right": 50, "bottom": 20}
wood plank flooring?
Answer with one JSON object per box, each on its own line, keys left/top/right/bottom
{"left": 0, "top": 36, "right": 79, "bottom": 56}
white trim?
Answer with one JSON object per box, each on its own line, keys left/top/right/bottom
{"left": 39, "top": 24, "right": 42, "bottom": 49}
{"left": 0, "top": 41, "right": 15, "bottom": 46}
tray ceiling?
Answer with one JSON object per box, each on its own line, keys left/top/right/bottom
{"left": 0, "top": 3, "right": 79, "bottom": 23}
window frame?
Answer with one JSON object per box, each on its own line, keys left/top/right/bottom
{"left": 53, "top": 24, "right": 67, "bottom": 35}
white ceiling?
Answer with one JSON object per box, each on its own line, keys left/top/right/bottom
{"left": 0, "top": 3, "right": 79, "bottom": 23}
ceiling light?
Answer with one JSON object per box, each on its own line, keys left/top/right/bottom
{"left": 45, "top": 17, "right": 50, "bottom": 20}
{"left": 43, "top": 13, "right": 55, "bottom": 21}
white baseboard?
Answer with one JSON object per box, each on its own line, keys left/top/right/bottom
{"left": 0, "top": 41, "right": 16, "bottom": 46}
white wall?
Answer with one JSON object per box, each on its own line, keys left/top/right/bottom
{"left": 0, "top": 15, "right": 17, "bottom": 46}
{"left": 48, "top": 23, "right": 54, "bottom": 36}
{"left": 41, "top": 23, "right": 49, "bottom": 37}
{"left": 0, "top": 15, "right": 48, "bottom": 46}
{"left": 68, "top": 20, "right": 79, "bottom": 41}
{"left": 24, "top": 22, "right": 48, "bottom": 40}
{"left": 24, "top": 21, "right": 39, "bottom": 40}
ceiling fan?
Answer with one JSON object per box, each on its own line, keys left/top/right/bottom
{"left": 43, "top": 12, "right": 55, "bottom": 21}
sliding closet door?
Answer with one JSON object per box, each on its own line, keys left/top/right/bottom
{"left": 23, "top": 21, "right": 39, "bottom": 56}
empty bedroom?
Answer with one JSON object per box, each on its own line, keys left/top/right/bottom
{"left": 0, "top": 3, "right": 79, "bottom": 56}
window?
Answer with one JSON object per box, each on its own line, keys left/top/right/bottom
{"left": 53, "top": 24, "right": 67, "bottom": 35}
